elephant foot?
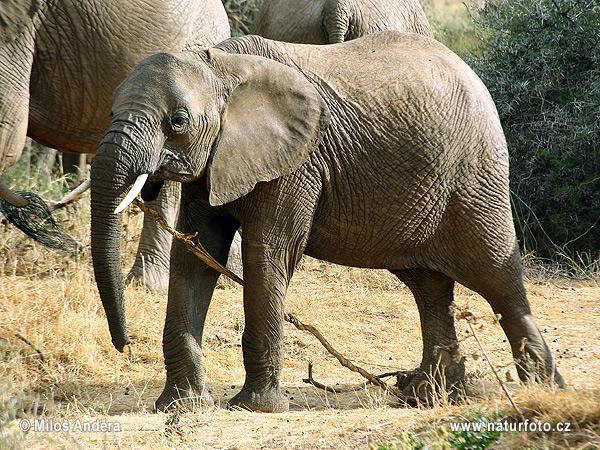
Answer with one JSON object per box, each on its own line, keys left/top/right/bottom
{"left": 511, "top": 328, "right": 565, "bottom": 389}
{"left": 400, "top": 348, "right": 465, "bottom": 405}
{"left": 154, "top": 384, "right": 214, "bottom": 412}
{"left": 126, "top": 257, "right": 169, "bottom": 293}
{"left": 228, "top": 385, "right": 289, "bottom": 413}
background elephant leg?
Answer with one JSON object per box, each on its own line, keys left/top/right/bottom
{"left": 391, "top": 269, "right": 464, "bottom": 402}
{"left": 155, "top": 207, "right": 238, "bottom": 411}
{"left": 61, "top": 153, "right": 88, "bottom": 186}
{"left": 127, "top": 180, "right": 181, "bottom": 293}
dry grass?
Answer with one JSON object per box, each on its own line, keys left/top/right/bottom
{"left": 0, "top": 211, "right": 599, "bottom": 449}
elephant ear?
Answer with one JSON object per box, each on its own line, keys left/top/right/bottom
{"left": 206, "top": 48, "right": 330, "bottom": 206}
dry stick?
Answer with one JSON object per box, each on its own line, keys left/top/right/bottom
{"left": 459, "top": 309, "right": 522, "bottom": 419}
{"left": 132, "top": 199, "right": 411, "bottom": 403}
{"left": 284, "top": 312, "right": 412, "bottom": 403}
{"left": 132, "top": 199, "right": 243, "bottom": 285}
{"left": 229, "top": 15, "right": 250, "bottom": 34}
{"left": 2, "top": 325, "right": 46, "bottom": 361}
{"left": 303, "top": 362, "right": 403, "bottom": 394}
{"left": 303, "top": 362, "right": 369, "bottom": 393}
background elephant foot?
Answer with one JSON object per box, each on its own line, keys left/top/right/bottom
{"left": 126, "top": 255, "right": 170, "bottom": 293}
{"left": 154, "top": 383, "right": 214, "bottom": 412}
{"left": 228, "top": 384, "right": 289, "bottom": 413}
{"left": 399, "top": 348, "right": 466, "bottom": 405}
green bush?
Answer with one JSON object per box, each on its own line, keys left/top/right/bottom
{"left": 222, "top": 0, "right": 262, "bottom": 36}
{"left": 469, "top": 0, "right": 600, "bottom": 263}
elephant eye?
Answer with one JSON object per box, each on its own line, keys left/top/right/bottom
{"left": 170, "top": 111, "right": 189, "bottom": 132}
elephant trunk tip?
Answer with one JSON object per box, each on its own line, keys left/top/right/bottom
{"left": 112, "top": 333, "right": 131, "bottom": 353}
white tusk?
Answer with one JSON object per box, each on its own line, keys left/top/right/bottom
{"left": 56, "top": 178, "right": 91, "bottom": 206}
{"left": 114, "top": 173, "right": 149, "bottom": 214}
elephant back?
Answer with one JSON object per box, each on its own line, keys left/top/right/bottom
{"left": 250, "top": 0, "right": 432, "bottom": 45}
{"left": 27, "top": 0, "right": 230, "bottom": 154}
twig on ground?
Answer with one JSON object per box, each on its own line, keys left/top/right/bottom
{"left": 303, "top": 362, "right": 403, "bottom": 394}
{"left": 454, "top": 304, "right": 522, "bottom": 419}
{"left": 2, "top": 325, "right": 46, "bottom": 361}
{"left": 303, "top": 362, "right": 370, "bottom": 393}
{"left": 284, "top": 312, "right": 412, "bottom": 404}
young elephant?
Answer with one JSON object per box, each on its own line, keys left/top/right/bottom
{"left": 250, "top": 0, "right": 433, "bottom": 43}
{"left": 90, "top": 32, "right": 564, "bottom": 412}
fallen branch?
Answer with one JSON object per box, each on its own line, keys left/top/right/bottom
{"left": 303, "top": 362, "right": 404, "bottom": 394}
{"left": 284, "top": 312, "right": 413, "bottom": 404}
{"left": 2, "top": 325, "right": 46, "bottom": 362}
{"left": 303, "top": 362, "right": 370, "bottom": 393}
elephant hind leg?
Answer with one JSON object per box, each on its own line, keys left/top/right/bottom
{"left": 391, "top": 269, "right": 465, "bottom": 403}
{"left": 451, "top": 253, "right": 564, "bottom": 389}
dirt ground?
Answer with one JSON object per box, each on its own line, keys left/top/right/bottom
{"left": 1, "top": 252, "right": 599, "bottom": 449}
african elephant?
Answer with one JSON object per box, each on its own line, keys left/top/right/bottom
{"left": 0, "top": 0, "right": 229, "bottom": 291}
{"left": 90, "top": 32, "right": 564, "bottom": 412}
{"left": 250, "top": 0, "right": 433, "bottom": 44}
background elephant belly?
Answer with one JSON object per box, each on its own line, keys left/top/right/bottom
{"left": 28, "top": 9, "right": 138, "bottom": 152}
{"left": 27, "top": 0, "right": 230, "bottom": 154}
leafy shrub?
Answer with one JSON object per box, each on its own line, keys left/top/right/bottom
{"left": 469, "top": 0, "right": 600, "bottom": 262}
{"left": 222, "top": 0, "right": 262, "bottom": 36}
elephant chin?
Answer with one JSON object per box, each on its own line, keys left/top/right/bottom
{"left": 141, "top": 180, "right": 164, "bottom": 202}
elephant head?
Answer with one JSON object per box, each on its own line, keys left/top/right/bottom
{"left": 91, "top": 49, "right": 329, "bottom": 351}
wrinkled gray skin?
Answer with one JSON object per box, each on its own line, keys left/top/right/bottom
{"left": 91, "top": 32, "right": 564, "bottom": 413}
{"left": 0, "top": 0, "right": 229, "bottom": 291}
{"left": 250, "top": 0, "right": 433, "bottom": 43}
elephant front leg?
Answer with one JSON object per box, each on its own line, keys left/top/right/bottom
{"left": 228, "top": 245, "right": 290, "bottom": 412}
{"left": 155, "top": 211, "right": 237, "bottom": 411}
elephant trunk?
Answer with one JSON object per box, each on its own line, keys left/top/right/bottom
{"left": 90, "top": 137, "right": 139, "bottom": 352}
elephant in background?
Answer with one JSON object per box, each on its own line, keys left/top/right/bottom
{"left": 250, "top": 0, "right": 433, "bottom": 44}
{"left": 90, "top": 32, "right": 563, "bottom": 413}
{"left": 0, "top": 0, "right": 230, "bottom": 291}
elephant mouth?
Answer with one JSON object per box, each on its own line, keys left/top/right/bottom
{"left": 151, "top": 145, "right": 195, "bottom": 183}
{"left": 113, "top": 145, "right": 196, "bottom": 213}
